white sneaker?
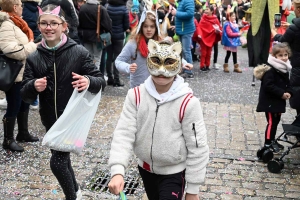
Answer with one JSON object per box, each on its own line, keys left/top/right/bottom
{"left": 0, "top": 98, "right": 7, "bottom": 109}
{"left": 104, "top": 75, "right": 108, "bottom": 81}
{"left": 76, "top": 188, "right": 82, "bottom": 200}
{"left": 213, "top": 63, "right": 220, "bottom": 70}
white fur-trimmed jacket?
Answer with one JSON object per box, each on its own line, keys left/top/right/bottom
{"left": 0, "top": 12, "right": 37, "bottom": 82}
{"left": 108, "top": 81, "right": 209, "bottom": 194}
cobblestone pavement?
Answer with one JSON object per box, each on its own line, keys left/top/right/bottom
{"left": 1, "top": 46, "right": 300, "bottom": 200}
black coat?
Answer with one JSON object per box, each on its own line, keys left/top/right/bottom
{"left": 106, "top": 4, "right": 129, "bottom": 40}
{"left": 256, "top": 67, "right": 293, "bottom": 113}
{"left": 78, "top": 3, "right": 112, "bottom": 43}
{"left": 22, "top": 2, "right": 40, "bottom": 39}
{"left": 274, "top": 18, "right": 300, "bottom": 109}
{"left": 21, "top": 39, "right": 106, "bottom": 130}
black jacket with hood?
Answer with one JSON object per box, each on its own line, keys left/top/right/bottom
{"left": 274, "top": 17, "right": 300, "bottom": 109}
{"left": 255, "top": 64, "right": 293, "bottom": 113}
{"left": 21, "top": 38, "right": 106, "bottom": 130}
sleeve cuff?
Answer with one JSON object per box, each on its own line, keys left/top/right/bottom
{"left": 110, "top": 164, "right": 125, "bottom": 178}
{"left": 185, "top": 182, "right": 200, "bottom": 194}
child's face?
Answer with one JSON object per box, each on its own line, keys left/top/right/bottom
{"left": 205, "top": 8, "right": 212, "bottom": 15}
{"left": 151, "top": 75, "right": 175, "bottom": 87}
{"left": 38, "top": 15, "right": 67, "bottom": 45}
{"left": 274, "top": 49, "right": 289, "bottom": 62}
{"left": 230, "top": 14, "right": 236, "bottom": 22}
{"left": 142, "top": 18, "right": 156, "bottom": 39}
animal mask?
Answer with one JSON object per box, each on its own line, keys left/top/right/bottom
{"left": 147, "top": 39, "right": 182, "bottom": 77}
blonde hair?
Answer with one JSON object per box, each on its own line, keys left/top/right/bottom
{"left": 272, "top": 42, "right": 292, "bottom": 57}
{"left": 1, "top": 0, "right": 20, "bottom": 12}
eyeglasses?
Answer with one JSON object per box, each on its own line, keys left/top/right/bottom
{"left": 38, "top": 22, "right": 63, "bottom": 29}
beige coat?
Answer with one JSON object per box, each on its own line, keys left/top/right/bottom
{"left": 0, "top": 12, "right": 37, "bottom": 82}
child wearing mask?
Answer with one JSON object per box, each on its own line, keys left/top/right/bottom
{"left": 108, "top": 39, "right": 209, "bottom": 200}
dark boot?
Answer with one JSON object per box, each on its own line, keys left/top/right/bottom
{"left": 113, "top": 79, "right": 124, "bottom": 87}
{"left": 2, "top": 117, "right": 24, "bottom": 152}
{"left": 107, "top": 77, "right": 114, "bottom": 85}
{"left": 16, "top": 111, "right": 39, "bottom": 142}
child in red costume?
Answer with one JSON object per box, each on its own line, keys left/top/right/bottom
{"left": 196, "top": 5, "right": 222, "bottom": 72}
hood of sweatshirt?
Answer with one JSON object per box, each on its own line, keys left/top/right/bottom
{"left": 144, "top": 75, "right": 193, "bottom": 105}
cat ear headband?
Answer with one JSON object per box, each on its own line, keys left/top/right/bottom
{"left": 37, "top": 6, "right": 66, "bottom": 22}
{"left": 135, "top": 7, "right": 161, "bottom": 36}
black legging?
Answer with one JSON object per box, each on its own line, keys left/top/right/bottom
{"left": 224, "top": 50, "right": 237, "bottom": 64}
{"left": 50, "top": 150, "right": 78, "bottom": 200}
{"left": 213, "top": 42, "right": 218, "bottom": 63}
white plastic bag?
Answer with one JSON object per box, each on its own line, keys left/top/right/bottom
{"left": 42, "top": 88, "right": 101, "bottom": 155}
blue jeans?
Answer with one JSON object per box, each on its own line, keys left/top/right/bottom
{"left": 179, "top": 33, "right": 193, "bottom": 74}
{"left": 5, "top": 82, "right": 30, "bottom": 118}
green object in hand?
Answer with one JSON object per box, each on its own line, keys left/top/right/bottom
{"left": 118, "top": 192, "right": 127, "bottom": 200}
{"left": 173, "top": 34, "right": 179, "bottom": 42}
{"left": 153, "top": 0, "right": 158, "bottom": 4}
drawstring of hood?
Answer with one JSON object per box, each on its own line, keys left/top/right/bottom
{"left": 144, "top": 75, "right": 193, "bottom": 105}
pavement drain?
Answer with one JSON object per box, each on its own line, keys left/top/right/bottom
{"left": 88, "top": 157, "right": 145, "bottom": 198}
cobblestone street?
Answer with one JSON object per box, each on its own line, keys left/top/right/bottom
{"left": 1, "top": 46, "right": 300, "bottom": 199}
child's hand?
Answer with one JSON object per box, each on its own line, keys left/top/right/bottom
{"left": 282, "top": 92, "right": 291, "bottom": 100}
{"left": 71, "top": 72, "right": 89, "bottom": 91}
{"left": 130, "top": 63, "right": 138, "bottom": 73}
{"left": 185, "top": 193, "right": 200, "bottom": 200}
{"left": 108, "top": 174, "right": 124, "bottom": 195}
{"left": 183, "top": 63, "right": 193, "bottom": 70}
{"left": 34, "top": 77, "right": 47, "bottom": 92}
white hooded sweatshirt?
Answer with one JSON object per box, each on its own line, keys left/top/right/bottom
{"left": 108, "top": 75, "right": 209, "bottom": 194}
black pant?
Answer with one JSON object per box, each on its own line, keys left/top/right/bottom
{"left": 213, "top": 42, "right": 218, "bottom": 63}
{"left": 100, "top": 48, "right": 107, "bottom": 75}
{"left": 264, "top": 112, "right": 281, "bottom": 145}
{"left": 224, "top": 51, "right": 237, "bottom": 64}
{"left": 50, "top": 150, "right": 78, "bottom": 200}
{"left": 106, "top": 39, "right": 123, "bottom": 80}
{"left": 138, "top": 166, "right": 185, "bottom": 200}
{"left": 5, "top": 82, "right": 30, "bottom": 118}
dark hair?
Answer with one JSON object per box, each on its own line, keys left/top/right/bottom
{"left": 226, "top": 11, "right": 235, "bottom": 20}
{"left": 272, "top": 42, "right": 292, "bottom": 57}
{"left": 208, "top": 5, "right": 214, "bottom": 12}
{"left": 195, "top": 4, "right": 202, "bottom": 11}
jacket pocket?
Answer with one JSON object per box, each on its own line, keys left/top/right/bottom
{"left": 192, "top": 123, "right": 199, "bottom": 148}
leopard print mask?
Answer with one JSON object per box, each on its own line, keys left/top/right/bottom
{"left": 147, "top": 39, "right": 182, "bottom": 77}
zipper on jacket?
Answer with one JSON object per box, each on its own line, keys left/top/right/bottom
{"left": 53, "top": 51, "right": 58, "bottom": 120}
{"left": 192, "top": 123, "right": 198, "bottom": 148}
{"left": 182, "top": 22, "right": 184, "bottom": 32}
{"left": 150, "top": 104, "right": 160, "bottom": 173}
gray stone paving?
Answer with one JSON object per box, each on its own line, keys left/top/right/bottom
{"left": 1, "top": 46, "right": 300, "bottom": 199}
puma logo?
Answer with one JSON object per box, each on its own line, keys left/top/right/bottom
{"left": 172, "top": 192, "right": 179, "bottom": 198}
